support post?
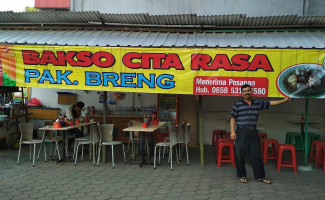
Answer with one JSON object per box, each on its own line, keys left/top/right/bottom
{"left": 304, "top": 98, "right": 309, "bottom": 163}
{"left": 103, "top": 91, "right": 107, "bottom": 124}
{"left": 102, "top": 91, "right": 108, "bottom": 163}
{"left": 198, "top": 96, "right": 204, "bottom": 166}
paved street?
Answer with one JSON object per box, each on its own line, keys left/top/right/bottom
{"left": 0, "top": 145, "right": 324, "bottom": 200}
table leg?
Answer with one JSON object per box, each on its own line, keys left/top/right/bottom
{"left": 150, "top": 132, "right": 155, "bottom": 156}
{"left": 139, "top": 132, "right": 155, "bottom": 167}
{"left": 57, "top": 130, "right": 67, "bottom": 164}
{"left": 102, "top": 146, "right": 106, "bottom": 163}
{"left": 301, "top": 124, "right": 305, "bottom": 140}
{"left": 141, "top": 132, "right": 145, "bottom": 167}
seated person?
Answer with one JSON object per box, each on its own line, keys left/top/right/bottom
{"left": 65, "top": 101, "right": 85, "bottom": 149}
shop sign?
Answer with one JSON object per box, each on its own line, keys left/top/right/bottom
{"left": 1, "top": 45, "right": 325, "bottom": 98}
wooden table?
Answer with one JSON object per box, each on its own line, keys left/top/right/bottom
{"left": 123, "top": 122, "right": 166, "bottom": 166}
{"left": 39, "top": 122, "right": 93, "bottom": 163}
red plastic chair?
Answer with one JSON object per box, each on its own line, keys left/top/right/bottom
{"left": 226, "top": 131, "right": 231, "bottom": 139}
{"left": 263, "top": 139, "right": 279, "bottom": 164}
{"left": 212, "top": 130, "right": 227, "bottom": 146}
{"left": 216, "top": 139, "right": 235, "bottom": 168}
{"left": 318, "top": 144, "right": 325, "bottom": 172}
{"left": 309, "top": 141, "right": 325, "bottom": 167}
{"left": 258, "top": 132, "right": 267, "bottom": 154}
{"left": 277, "top": 144, "right": 297, "bottom": 173}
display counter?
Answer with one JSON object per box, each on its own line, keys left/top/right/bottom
{"left": 0, "top": 113, "right": 29, "bottom": 141}
{"left": 0, "top": 119, "right": 9, "bottom": 140}
{"left": 27, "top": 107, "right": 60, "bottom": 120}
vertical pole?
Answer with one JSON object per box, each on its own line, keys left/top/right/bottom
{"left": 21, "top": 87, "right": 24, "bottom": 104}
{"left": 198, "top": 96, "right": 204, "bottom": 166}
{"left": 102, "top": 91, "right": 108, "bottom": 163}
{"left": 304, "top": 98, "right": 309, "bottom": 163}
{"left": 103, "top": 91, "right": 107, "bottom": 124}
{"left": 21, "top": 87, "right": 24, "bottom": 115}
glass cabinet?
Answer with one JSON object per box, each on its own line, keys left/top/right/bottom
{"left": 157, "top": 94, "right": 178, "bottom": 139}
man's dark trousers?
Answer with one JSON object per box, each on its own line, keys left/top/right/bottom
{"left": 235, "top": 127, "right": 265, "bottom": 179}
{"left": 67, "top": 128, "right": 84, "bottom": 148}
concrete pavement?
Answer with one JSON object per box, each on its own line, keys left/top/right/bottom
{"left": 0, "top": 144, "right": 324, "bottom": 200}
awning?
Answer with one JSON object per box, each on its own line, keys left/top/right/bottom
{"left": 1, "top": 29, "right": 325, "bottom": 49}
{"left": 1, "top": 13, "right": 325, "bottom": 98}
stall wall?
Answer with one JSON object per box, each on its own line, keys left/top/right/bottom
{"left": 30, "top": 88, "right": 157, "bottom": 116}
{"left": 179, "top": 95, "right": 198, "bottom": 147}
{"left": 202, "top": 96, "right": 325, "bottom": 144}
{"left": 29, "top": 88, "right": 325, "bottom": 145}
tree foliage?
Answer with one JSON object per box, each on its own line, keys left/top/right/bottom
{"left": 25, "top": 7, "right": 40, "bottom": 12}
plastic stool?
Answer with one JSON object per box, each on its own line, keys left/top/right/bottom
{"left": 277, "top": 144, "right": 297, "bottom": 173}
{"left": 226, "top": 132, "right": 231, "bottom": 139}
{"left": 319, "top": 144, "right": 325, "bottom": 172}
{"left": 258, "top": 132, "right": 267, "bottom": 154}
{"left": 309, "top": 141, "right": 325, "bottom": 167}
{"left": 212, "top": 130, "right": 227, "bottom": 146}
{"left": 285, "top": 132, "right": 299, "bottom": 144}
{"left": 216, "top": 139, "right": 235, "bottom": 168}
{"left": 286, "top": 132, "right": 304, "bottom": 151}
{"left": 307, "top": 133, "right": 320, "bottom": 154}
{"left": 263, "top": 139, "right": 279, "bottom": 164}
{"left": 216, "top": 139, "right": 233, "bottom": 159}
{"left": 285, "top": 132, "right": 292, "bottom": 144}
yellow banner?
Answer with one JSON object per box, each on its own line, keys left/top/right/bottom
{"left": 1, "top": 45, "right": 325, "bottom": 98}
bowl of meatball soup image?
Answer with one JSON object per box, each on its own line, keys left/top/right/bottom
{"left": 277, "top": 63, "right": 325, "bottom": 98}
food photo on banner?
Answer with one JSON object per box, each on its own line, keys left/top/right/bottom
{"left": 1, "top": 44, "right": 325, "bottom": 98}
{"left": 277, "top": 62, "right": 325, "bottom": 98}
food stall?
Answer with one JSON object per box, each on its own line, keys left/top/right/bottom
{"left": 1, "top": 12, "right": 325, "bottom": 164}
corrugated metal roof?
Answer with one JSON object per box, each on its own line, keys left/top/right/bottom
{"left": 1, "top": 29, "right": 325, "bottom": 49}
{"left": 0, "top": 11, "right": 100, "bottom": 24}
{"left": 1, "top": 11, "right": 325, "bottom": 27}
{"left": 99, "top": 13, "right": 246, "bottom": 26}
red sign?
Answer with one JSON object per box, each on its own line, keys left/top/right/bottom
{"left": 193, "top": 76, "right": 269, "bottom": 96}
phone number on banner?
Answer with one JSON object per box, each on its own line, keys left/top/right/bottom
{"left": 193, "top": 76, "right": 269, "bottom": 97}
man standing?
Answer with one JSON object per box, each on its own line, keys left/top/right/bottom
{"left": 230, "top": 84, "right": 289, "bottom": 184}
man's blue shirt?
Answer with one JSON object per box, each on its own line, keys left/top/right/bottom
{"left": 230, "top": 99, "right": 270, "bottom": 128}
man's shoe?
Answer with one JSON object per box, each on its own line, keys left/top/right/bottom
{"left": 256, "top": 178, "right": 272, "bottom": 184}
